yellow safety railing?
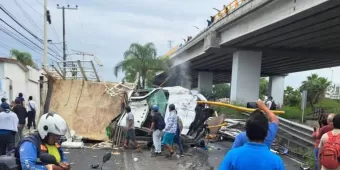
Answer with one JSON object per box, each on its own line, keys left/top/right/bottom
{"left": 213, "top": 0, "right": 247, "bottom": 22}
{"left": 197, "top": 101, "right": 285, "bottom": 114}
{"left": 162, "top": 0, "right": 248, "bottom": 57}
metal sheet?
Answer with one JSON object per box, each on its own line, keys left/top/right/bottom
{"left": 118, "top": 100, "right": 149, "bottom": 128}
{"left": 163, "top": 86, "right": 198, "bottom": 135}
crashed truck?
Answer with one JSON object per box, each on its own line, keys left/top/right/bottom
{"left": 110, "top": 86, "right": 216, "bottom": 146}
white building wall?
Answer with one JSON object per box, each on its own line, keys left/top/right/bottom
{"left": 0, "top": 62, "right": 41, "bottom": 115}
{"left": 4, "top": 62, "right": 28, "bottom": 102}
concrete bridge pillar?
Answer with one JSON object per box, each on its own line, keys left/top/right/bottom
{"left": 230, "top": 50, "right": 262, "bottom": 104}
{"left": 198, "top": 72, "right": 213, "bottom": 93}
{"left": 268, "top": 75, "right": 285, "bottom": 106}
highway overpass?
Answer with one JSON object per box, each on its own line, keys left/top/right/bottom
{"left": 155, "top": 0, "right": 340, "bottom": 105}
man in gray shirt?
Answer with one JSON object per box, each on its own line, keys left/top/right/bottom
{"left": 123, "top": 106, "right": 140, "bottom": 151}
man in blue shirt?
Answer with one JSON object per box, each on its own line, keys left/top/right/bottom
{"left": 231, "top": 100, "right": 279, "bottom": 149}
{"left": 219, "top": 101, "right": 284, "bottom": 170}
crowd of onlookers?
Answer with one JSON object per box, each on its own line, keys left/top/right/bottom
{"left": 218, "top": 97, "right": 340, "bottom": 170}
{"left": 0, "top": 93, "right": 36, "bottom": 155}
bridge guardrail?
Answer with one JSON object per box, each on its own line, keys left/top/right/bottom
{"left": 242, "top": 112, "right": 314, "bottom": 147}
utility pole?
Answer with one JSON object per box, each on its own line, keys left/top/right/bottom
{"left": 168, "top": 40, "right": 172, "bottom": 50}
{"left": 57, "top": 4, "right": 78, "bottom": 76}
{"left": 43, "top": 0, "right": 48, "bottom": 68}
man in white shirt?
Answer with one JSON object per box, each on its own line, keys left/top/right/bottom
{"left": 266, "top": 96, "right": 273, "bottom": 109}
{"left": 27, "top": 96, "right": 36, "bottom": 130}
{"left": 0, "top": 104, "right": 18, "bottom": 155}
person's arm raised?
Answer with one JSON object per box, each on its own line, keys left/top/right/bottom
{"left": 257, "top": 100, "right": 279, "bottom": 124}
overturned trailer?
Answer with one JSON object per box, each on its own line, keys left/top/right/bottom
{"left": 111, "top": 86, "right": 215, "bottom": 146}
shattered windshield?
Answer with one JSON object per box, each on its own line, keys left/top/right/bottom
{"left": 147, "top": 89, "right": 168, "bottom": 117}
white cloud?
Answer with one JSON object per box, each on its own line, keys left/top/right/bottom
{"left": 1, "top": 0, "right": 339, "bottom": 88}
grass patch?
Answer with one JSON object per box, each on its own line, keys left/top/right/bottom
{"left": 281, "top": 98, "right": 340, "bottom": 121}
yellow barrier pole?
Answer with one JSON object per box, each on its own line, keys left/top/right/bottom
{"left": 197, "top": 101, "right": 285, "bottom": 114}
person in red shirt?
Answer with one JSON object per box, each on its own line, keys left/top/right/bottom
{"left": 312, "top": 113, "right": 335, "bottom": 170}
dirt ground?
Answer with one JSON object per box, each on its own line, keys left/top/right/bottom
{"left": 64, "top": 141, "right": 301, "bottom": 170}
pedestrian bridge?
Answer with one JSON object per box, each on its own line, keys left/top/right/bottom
{"left": 155, "top": 0, "right": 340, "bottom": 104}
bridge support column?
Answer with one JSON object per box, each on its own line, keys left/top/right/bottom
{"left": 230, "top": 51, "right": 262, "bottom": 104}
{"left": 268, "top": 75, "right": 285, "bottom": 106}
{"left": 198, "top": 72, "right": 213, "bottom": 93}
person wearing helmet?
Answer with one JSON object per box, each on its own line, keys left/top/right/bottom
{"left": 16, "top": 112, "right": 69, "bottom": 170}
{"left": 149, "top": 105, "right": 165, "bottom": 156}
{"left": 162, "top": 104, "right": 178, "bottom": 158}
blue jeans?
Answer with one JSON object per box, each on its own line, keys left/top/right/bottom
{"left": 314, "top": 148, "right": 319, "bottom": 170}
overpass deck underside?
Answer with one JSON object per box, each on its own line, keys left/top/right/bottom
{"left": 163, "top": 0, "right": 340, "bottom": 88}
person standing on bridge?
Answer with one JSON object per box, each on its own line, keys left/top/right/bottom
{"left": 231, "top": 100, "right": 279, "bottom": 149}
{"left": 219, "top": 108, "right": 284, "bottom": 170}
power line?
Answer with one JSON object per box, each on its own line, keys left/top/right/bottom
{"left": 0, "top": 41, "right": 13, "bottom": 50}
{"left": 0, "top": 24, "right": 62, "bottom": 61}
{"left": 19, "top": 0, "right": 62, "bottom": 47}
{"left": 0, "top": 25, "right": 39, "bottom": 52}
{"left": 0, "top": 4, "right": 62, "bottom": 62}
{"left": 0, "top": 6, "right": 62, "bottom": 57}
{"left": 0, "top": 5, "right": 42, "bottom": 42}
{"left": 13, "top": 0, "right": 43, "bottom": 34}
{"left": 21, "top": 0, "right": 43, "bottom": 15}
{"left": 50, "top": 24, "right": 61, "bottom": 43}
{"left": 34, "top": 0, "right": 44, "bottom": 7}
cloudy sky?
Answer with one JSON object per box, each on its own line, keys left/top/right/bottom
{"left": 1, "top": 0, "right": 339, "bottom": 89}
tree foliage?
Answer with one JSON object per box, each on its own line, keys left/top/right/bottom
{"left": 201, "top": 83, "right": 231, "bottom": 101}
{"left": 259, "top": 77, "right": 268, "bottom": 100}
{"left": 299, "top": 74, "right": 332, "bottom": 107}
{"left": 114, "top": 43, "right": 169, "bottom": 88}
{"left": 284, "top": 86, "right": 301, "bottom": 106}
{"left": 10, "top": 49, "right": 37, "bottom": 68}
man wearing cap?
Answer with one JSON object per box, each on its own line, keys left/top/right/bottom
{"left": 1, "top": 98, "right": 10, "bottom": 110}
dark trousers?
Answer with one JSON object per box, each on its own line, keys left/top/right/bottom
{"left": 27, "top": 111, "right": 36, "bottom": 129}
{"left": 174, "top": 134, "right": 183, "bottom": 155}
{"left": 0, "top": 132, "right": 15, "bottom": 155}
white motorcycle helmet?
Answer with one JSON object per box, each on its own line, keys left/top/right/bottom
{"left": 38, "top": 112, "right": 67, "bottom": 139}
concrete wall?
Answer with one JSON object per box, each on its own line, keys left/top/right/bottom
{"left": 0, "top": 63, "right": 4, "bottom": 78}
{"left": 4, "top": 62, "right": 28, "bottom": 102}
{"left": 0, "top": 62, "right": 41, "bottom": 115}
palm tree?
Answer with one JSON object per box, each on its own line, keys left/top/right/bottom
{"left": 300, "top": 74, "right": 332, "bottom": 107}
{"left": 114, "top": 43, "right": 168, "bottom": 89}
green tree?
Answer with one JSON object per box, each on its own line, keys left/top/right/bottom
{"left": 10, "top": 49, "right": 37, "bottom": 68}
{"left": 200, "top": 83, "right": 230, "bottom": 101}
{"left": 114, "top": 43, "right": 168, "bottom": 89}
{"left": 284, "top": 86, "right": 301, "bottom": 106}
{"left": 259, "top": 77, "right": 268, "bottom": 100}
{"left": 214, "top": 83, "right": 230, "bottom": 99}
{"left": 300, "top": 74, "right": 332, "bottom": 108}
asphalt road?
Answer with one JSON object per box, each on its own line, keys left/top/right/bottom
{"left": 64, "top": 141, "right": 302, "bottom": 170}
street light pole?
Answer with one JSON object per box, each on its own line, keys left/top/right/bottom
{"left": 43, "top": 0, "right": 48, "bottom": 69}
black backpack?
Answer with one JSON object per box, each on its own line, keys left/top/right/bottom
{"left": 155, "top": 113, "right": 165, "bottom": 130}
{"left": 270, "top": 101, "right": 277, "bottom": 110}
